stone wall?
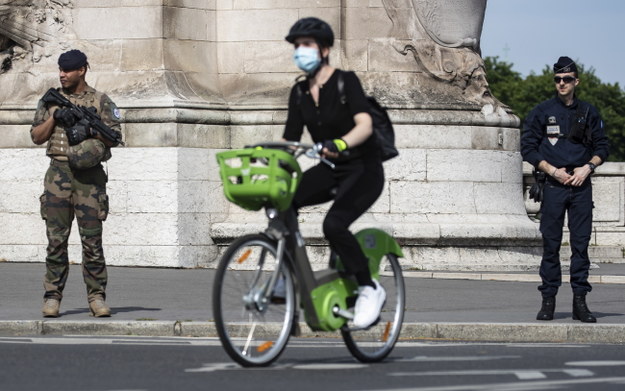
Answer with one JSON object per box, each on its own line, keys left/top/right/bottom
{"left": 1, "top": 1, "right": 623, "bottom": 271}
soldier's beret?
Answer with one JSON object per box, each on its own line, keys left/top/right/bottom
{"left": 58, "top": 50, "right": 88, "bottom": 71}
{"left": 553, "top": 56, "right": 577, "bottom": 74}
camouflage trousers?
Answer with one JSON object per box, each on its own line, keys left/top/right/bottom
{"left": 40, "top": 159, "right": 109, "bottom": 302}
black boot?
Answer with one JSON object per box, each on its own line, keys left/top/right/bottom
{"left": 572, "top": 295, "right": 596, "bottom": 323}
{"left": 536, "top": 296, "right": 555, "bottom": 321}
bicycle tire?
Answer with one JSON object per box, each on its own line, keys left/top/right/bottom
{"left": 213, "top": 234, "right": 295, "bottom": 367}
{"left": 341, "top": 253, "right": 405, "bottom": 362}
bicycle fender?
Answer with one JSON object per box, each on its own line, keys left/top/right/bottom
{"left": 354, "top": 228, "right": 403, "bottom": 279}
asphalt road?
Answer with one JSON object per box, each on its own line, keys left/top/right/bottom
{"left": 2, "top": 336, "right": 625, "bottom": 391}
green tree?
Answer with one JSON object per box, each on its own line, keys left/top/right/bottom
{"left": 485, "top": 56, "right": 625, "bottom": 161}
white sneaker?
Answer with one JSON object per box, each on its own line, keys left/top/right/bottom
{"left": 353, "top": 280, "right": 386, "bottom": 328}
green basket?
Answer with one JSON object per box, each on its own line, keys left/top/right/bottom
{"left": 216, "top": 148, "right": 303, "bottom": 211}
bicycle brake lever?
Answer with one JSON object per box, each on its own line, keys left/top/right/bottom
{"left": 312, "top": 142, "right": 336, "bottom": 169}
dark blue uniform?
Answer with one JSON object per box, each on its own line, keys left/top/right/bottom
{"left": 521, "top": 96, "right": 609, "bottom": 298}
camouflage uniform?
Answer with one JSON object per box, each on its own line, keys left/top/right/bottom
{"left": 31, "top": 86, "right": 122, "bottom": 303}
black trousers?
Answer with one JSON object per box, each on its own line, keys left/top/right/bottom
{"left": 538, "top": 179, "right": 593, "bottom": 298}
{"left": 293, "top": 158, "right": 384, "bottom": 284}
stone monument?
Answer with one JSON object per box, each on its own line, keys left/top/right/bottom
{"left": 0, "top": 1, "right": 541, "bottom": 270}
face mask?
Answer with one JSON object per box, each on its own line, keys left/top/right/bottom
{"left": 293, "top": 46, "right": 321, "bottom": 74}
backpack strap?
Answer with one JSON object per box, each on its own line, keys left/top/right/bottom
{"left": 337, "top": 71, "right": 347, "bottom": 105}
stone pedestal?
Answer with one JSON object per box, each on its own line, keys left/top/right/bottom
{"left": 0, "top": 1, "right": 544, "bottom": 270}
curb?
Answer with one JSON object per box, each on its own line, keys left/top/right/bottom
{"left": 2, "top": 321, "right": 624, "bottom": 345}
{"left": 403, "top": 272, "right": 625, "bottom": 285}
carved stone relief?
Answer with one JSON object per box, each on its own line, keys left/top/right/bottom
{"left": 0, "top": 0, "right": 73, "bottom": 75}
{"left": 382, "top": 0, "right": 504, "bottom": 109}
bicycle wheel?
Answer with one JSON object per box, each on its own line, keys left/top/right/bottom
{"left": 341, "top": 253, "right": 405, "bottom": 362}
{"left": 213, "top": 234, "right": 295, "bottom": 367}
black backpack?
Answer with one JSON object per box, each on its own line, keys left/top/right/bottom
{"left": 337, "top": 72, "right": 398, "bottom": 161}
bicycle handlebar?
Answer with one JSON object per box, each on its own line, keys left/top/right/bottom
{"left": 244, "top": 141, "right": 335, "bottom": 169}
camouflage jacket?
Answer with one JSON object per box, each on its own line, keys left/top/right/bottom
{"left": 31, "top": 85, "right": 122, "bottom": 161}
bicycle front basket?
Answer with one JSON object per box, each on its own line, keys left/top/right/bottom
{"left": 216, "top": 148, "right": 303, "bottom": 211}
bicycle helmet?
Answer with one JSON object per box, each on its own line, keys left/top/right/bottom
{"left": 285, "top": 17, "right": 334, "bottom": 47}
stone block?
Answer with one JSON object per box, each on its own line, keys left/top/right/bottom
{"left": 0, "top": 125, "right": 36, "bottom": 148}
{"left": 474, "top": 182, "right": 527, "bottom": 215}
{"left": 163, "top": 7, "right": 215, "bottom": 41}
{"left": 427, "top": 149, "right": 506, "bottom": 182}
{"left": 177, "top": 124, "right": 230, "bottom": 149}
{"left": 178, "top": 213, "right": 214, "bottom": 246}
{"left": 342, "top": 40, "right": 368, "bottom": 72}
{"left": 343, "top": 7, "right": 392, "bottom": 40}
{"left": 394, "top": 125, "right": 472, "bottom": 149}
{"left": 391, "top": 181, "right": 476, "bottom": 214}
{"left": 0, "top": 149, "right": 47, "bottom": 181}
{"left": 383, "top": 149, "right": 426, "bottom": 181}
{"left": 217, "top": 9, "right": 298, "bottom": 42}
{"left": 121, "top": 39, "right": 164, "bottom": 70}
{"left": 243, "top": 41, "right": 294, "bottom": 74}
{"left": 217, "top": 42, "right": 246, "bottom": 73}
{"left": 231, "top": 0, "right": 337, "bottom": 9}
{"left": 107, "top": 148, "right": 180, "bottom": 181}
{"left": 0, "top": 180, "right": 42, "bottom": 214}
{"left": 0, "top": 213, "right": 46, "bottom": 245}
{"left": 369, "top": 39, "right": 420, "bottom": 72}
{"left": 592, "top": 178, "right": 624, "bottom": 224}
{"left": 104, "top": 214, "right": 178, "bottom": 245}
{"left": 73, "top": 6, "right": 163, "bottom": 40}
{"left": 165, "top": 41, "right": 217, "bottom": 74}
{"left": 124, "top": 123, "right": 179, "bottom": 147}
{"left": 179, "top": 148, "right": 220, "bottom": 181}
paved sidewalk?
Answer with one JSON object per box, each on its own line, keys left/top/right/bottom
{"left": 1, "top": 262, "right": 624, "bottom": 343}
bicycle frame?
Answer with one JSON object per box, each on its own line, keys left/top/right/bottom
{"left": 262, "top": 205, "right": 403, "bottom": 332}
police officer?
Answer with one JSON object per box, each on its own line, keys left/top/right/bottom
{"left": 31, "top": 49, "right": 122, "bottom": 318}
{"left": 521, "top": 56, "right": 609, "bottom": 323}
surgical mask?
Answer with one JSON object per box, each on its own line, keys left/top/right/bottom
{"left": 293, "top": 46, "right": 321, "bottom": 74}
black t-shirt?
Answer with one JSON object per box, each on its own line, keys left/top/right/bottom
{"left": 282, "top": 70, "right": 379, "bottom": 160}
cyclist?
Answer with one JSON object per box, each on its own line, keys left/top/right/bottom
{"left": 282, "top": 17, "right": 385, "bottom": 328}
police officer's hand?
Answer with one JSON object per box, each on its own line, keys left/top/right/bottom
{"left": 53, "top": 108, "right": 78, "bottom": 128}
{"left": 565, "top": 166, "right": 591, "bottom": 187}
{"left": 552, "top": 167, "right": 572, "bottom": 185}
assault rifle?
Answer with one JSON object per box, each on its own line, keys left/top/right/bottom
{"left": 42, "top": 88, "right": 124, "bottom": 146}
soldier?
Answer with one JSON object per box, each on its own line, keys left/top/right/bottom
{"left": 30, "top": 49, "right": 122, "bottom": 318}
{"left": 521, "top": 56, "right": 609, "bottom": 323}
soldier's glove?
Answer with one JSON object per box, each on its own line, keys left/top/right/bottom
{"left": 53, "top": 108, "right": 78, "bottom": 128}
{"left": 66, "top": 121, "right": 96, "bottom": 146}
{"left": 322, "top": 139, "right": 348, "bottom": 154}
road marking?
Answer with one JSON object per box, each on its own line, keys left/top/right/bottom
{"left": 0, "top": 336, "right": 222, "bottom": 346}
{"left": 291, "top": 363, "right": 368, "bottom": 370}
{"left": 185, "top": 361, "right": 368, "bottom": 372}
{"left": 365, "top": 377, "right": 625, "bottom": 391}
{"left": 388, "top": 368, "right": 594, "bottom": 380}
{"left": 400, "top": 355, "right": 521, "bottom": 362}
{"left": 567, "top": 360, "right": 625, "bottom": 366}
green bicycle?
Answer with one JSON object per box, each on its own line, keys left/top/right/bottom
{"left": 213, "top": 141, "right": 405, "bottom": 367}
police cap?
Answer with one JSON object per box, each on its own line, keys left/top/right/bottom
{"left": 553, "top": 56, "right": 578, "bottom": 74}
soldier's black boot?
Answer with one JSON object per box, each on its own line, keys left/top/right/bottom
{"left": 536, "top": 296, "right": 555, "bottom": 321}
{"left": 572, "top": 295, "right": 596, "bottom": 323}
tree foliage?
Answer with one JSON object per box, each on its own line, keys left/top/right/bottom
{"left": 484, "top": 56, "right": 625, "bottom": 161}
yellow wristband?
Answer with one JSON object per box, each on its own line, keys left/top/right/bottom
{"left": 333, "top": 138, "right": 348, "bottom": 152}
